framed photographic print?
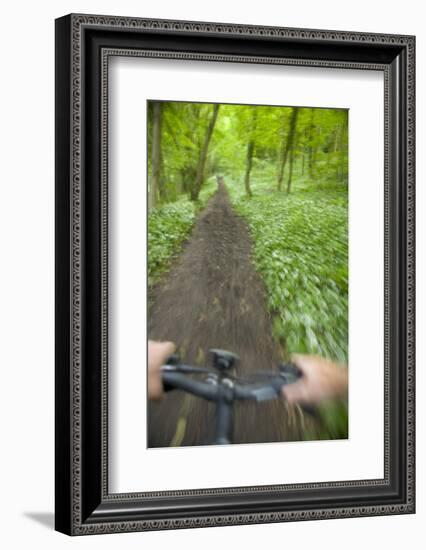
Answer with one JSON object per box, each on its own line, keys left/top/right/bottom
{"left": 55, "top": 14, "right": 415, "bottom": 535}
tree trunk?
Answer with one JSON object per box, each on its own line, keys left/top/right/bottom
{"left": 243, "top": 109, "right": 258, "bottom": 197}
{"left": 244, "top": 140, "right": 254, "bottom": 197}
{"left": 308, "top": 108, "right": 315, "bottom": 179}
{"left": 287, "top": 147, "right": 296, "bottom": 193}
{"left": 277, "top": 108, "right": 298, "bottom": 191}
{"left": 148, "top": 101, "right": 162, "bottom": 210}
{"left": 339, "top": 120, "right": 347, "bottom": 184}
{"left": 277, "top": 138, "right": 288, "bottom": 192}
{"left": 158, "top": 149, "right": 166, "bottom": 200}
{"left": 190, "top": 104, "right": 220, "bottom": 201}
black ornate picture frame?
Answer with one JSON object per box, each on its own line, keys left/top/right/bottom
{"left": 55, "top": 13, "right": 415, "bottom": 535}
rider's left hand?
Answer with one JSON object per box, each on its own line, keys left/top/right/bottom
{"left": 148, "top": 340, "right": 176, "bottom": 399}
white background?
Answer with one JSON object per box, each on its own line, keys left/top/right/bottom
{"left": 110, "top": 58, "right": 384, "bottom": 492}
{"left": 0, "top": 0, "right": 423, "bottom": 548}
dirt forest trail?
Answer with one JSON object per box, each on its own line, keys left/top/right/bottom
{"left": 148, "top": 182, "right": 306, "bottom": 447}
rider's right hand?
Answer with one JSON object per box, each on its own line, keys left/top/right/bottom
{"left": 282, "top": 354, "right": 348, "bottom": 406}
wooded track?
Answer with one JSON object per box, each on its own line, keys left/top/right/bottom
{"left": 148, "top": 183, "right": 306, "bottom": 447}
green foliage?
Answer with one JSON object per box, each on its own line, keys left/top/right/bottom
{"left": 148, "top": 183, "right": 216, "bottom": 289}
{"left": 148, "top": 101, "right": 348, "bottom": 204}
{"left": 148, "top": 202, "right": 195, "bottom": 289}
{"left": 211, "top": 105, "right": 347, "bottom": 191}
{"left": 148, "top": 101, "right": 222, "bottom": 203}
{"left": 231, "top": 186, "right": 348, "bottom": 363}
{"left": 317, "top": 400, "right": 349, "bottom": 440}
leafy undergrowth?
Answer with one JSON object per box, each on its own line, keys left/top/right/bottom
{"left": 229, "top": 178, "right": 348, "bottom": 440}
{"left": 148, "top": 183, "right": 216, "bottom": 290}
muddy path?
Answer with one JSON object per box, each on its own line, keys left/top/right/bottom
{"left": 148, "top": 183, "right": 306, "bottom": 447}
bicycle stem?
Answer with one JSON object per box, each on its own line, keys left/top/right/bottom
{"left": 212, "top": 381, "right": 234, "bottom": 445}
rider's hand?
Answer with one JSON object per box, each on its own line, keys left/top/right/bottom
{"left": 148, "top": 340, "right": 176, "bottom": 400}
{"left": 282, "top": 354, "right": 348, "bottom": 406}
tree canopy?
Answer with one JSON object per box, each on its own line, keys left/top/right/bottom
{"left": 148, "top": 100, "right": 348, "bottom": 208}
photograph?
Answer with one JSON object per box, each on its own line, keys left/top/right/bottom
{"left": 147, "top": 100, "right": 349, "bottom": 448}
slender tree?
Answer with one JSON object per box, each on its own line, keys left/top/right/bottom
{"left": 243, "top": 108, "right": 258, "bottom": 197}
{"left": 308, "top": 108, "right": 315, "bottom": 178}
{"left": 338, "top": 115, "right": 348, "bottom": 184}
{"left": 190, "top": 104, "right": 220, "bottom": 201}
{"left": 277, "top": 107, "right": 298, "bottom": 191}
{"left": 287, "top": 130, "right": 297, "bottom": 193}
{"left": 148, "top": 101, "right": 163, "bottom": 210}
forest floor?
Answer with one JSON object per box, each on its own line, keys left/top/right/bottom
{"left": 148, "top": 182, "right": 308, "bottom": 447}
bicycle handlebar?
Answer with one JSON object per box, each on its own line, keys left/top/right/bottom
{"left": 161, "top": 362, "right": 302, "bottom": 404}
{"left": 161, "top": 371, "right": 219, "bottom": 400}
{"left": 159, "top": 352, "right": 308, "bottom": 444}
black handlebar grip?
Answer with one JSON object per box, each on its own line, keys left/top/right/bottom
{"left": 278, "top": 362, "right": 303, "bottom": 384}
{"left": 161, "top": 355, "right": 179, "bottom": 392}
{"left": 166, "top": 353, "right": 180, "bottom": 366}
{"left": 161, "top": 371, "right": 218, "bottom": 400}
{"left": 161, "top": 354, "right": 181, "bottom": 392}
{"left": 279, "top": 363, "right": 320, "bottom": 418}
